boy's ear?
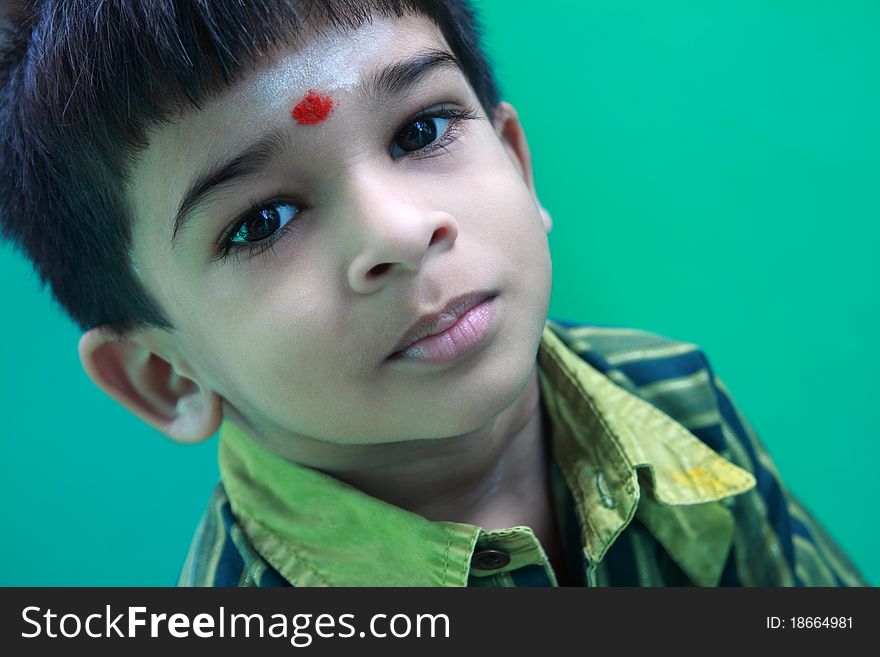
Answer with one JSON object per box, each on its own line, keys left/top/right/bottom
{"left": 493, "top": 101, "right": 553, "bottom": 233}
{"left": 78, "top": 327, "right": 222, "bottom": 444}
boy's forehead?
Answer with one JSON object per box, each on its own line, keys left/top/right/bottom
{"left": 248, "top": 17, "right": 396, "bottom": 102}
{"left": 152, "top": 13, "right": 449, "bottom": 149}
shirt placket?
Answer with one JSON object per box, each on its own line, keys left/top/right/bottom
{"left": 467, "top": 527, "right": 558, "bottom": 587}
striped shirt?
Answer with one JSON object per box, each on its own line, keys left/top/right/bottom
{"left": 179, "top": 320, "right": 867, "bottom": 587}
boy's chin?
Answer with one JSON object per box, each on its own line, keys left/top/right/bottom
{"left": 395, "top": 365, "right": 540, "bottom": 442}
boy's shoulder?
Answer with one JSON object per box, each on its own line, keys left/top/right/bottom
{"left": 547, "top": 319, "right": 867, "bottom": 587}
{"left": 177, "top": 483, "right": 289, "bottom": 587}
{"left": 546, "top": 318, "right": 706, "bottom": 381}
{"left": 545, "top": 319, "right": 722, "bottom": 439}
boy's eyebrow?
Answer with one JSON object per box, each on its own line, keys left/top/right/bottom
{"left": 170, "top": 49, "right": 464, "bottom": 248}
{"left": 365, "top": 49, "right": 462, "bottom": 103}
{"left": 171, "top": 128, "right": 293, "bottom": 248}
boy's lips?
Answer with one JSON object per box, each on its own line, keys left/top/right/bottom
{"left": 387, "top": 290, "right": 498, "bottom": 358}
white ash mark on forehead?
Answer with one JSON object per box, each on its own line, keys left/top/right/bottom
{"left": 259, "top": 20, "right": 394, "bottom": 100}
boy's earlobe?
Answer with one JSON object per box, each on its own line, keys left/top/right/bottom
{"left": 78, "top": 328, "right": 222, "bottom": 444}
{"left": 540, "top": 206, "right": 553, "bottom": 233}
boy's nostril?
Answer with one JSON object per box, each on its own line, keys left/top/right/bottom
{"left": 429, "top": 226, "right": 451, "bottom": 247}
{"left": 367, "top": 263, "right": 391, "bottom": 279}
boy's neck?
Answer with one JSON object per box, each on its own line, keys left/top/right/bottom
{"left": 232, "top": 365, "right": 555, "bottom": 541}
{"left": 326, "top": 367, "right": 551, "bottom": 530}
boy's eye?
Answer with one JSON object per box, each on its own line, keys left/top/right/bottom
{"left": 391, "top": 116, "right": 450, "bottom": 157}
{"left": 230, "top": 202, "right": 299, "bottom": 245}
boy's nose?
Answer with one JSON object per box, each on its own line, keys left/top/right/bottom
{"left": 345, "top": 183, "right": 459, "bottom": 294}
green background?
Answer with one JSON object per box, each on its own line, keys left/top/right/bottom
{"left": 1, "top": 0, "right": 877, "bottom": 585}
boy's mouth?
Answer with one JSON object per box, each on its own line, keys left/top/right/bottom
{"left": 387, "top": 290, "right": 499, "bottom": 363}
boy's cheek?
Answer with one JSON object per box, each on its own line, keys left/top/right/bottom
{"left": 465, "top": 169, "right": 547, "bottom": 243}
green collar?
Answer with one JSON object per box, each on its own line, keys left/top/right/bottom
{"left": 219, "top": 323, "right": 755, "bottom": 586}
{"left": 537, "top": 326, "right": 754, "bottom": 586}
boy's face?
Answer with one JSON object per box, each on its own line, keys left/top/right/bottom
{"left": 126, "top": 14, "right": 552, "bottom": 448}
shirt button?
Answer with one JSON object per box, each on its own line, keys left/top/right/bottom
{"left": 471, "top": 549, "right": 511, "bottom": 571}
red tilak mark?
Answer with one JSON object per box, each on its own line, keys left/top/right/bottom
{"left": 291, "top": 90, "right": 334, "bottom": 125}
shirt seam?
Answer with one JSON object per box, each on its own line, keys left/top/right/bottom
{"left": 240, "top": 513, "right": 332, "bottom": 587}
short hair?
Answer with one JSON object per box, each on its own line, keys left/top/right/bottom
{"left": 0, "top": 0, "right": 501, "bottom": 336}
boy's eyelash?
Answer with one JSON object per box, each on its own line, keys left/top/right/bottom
{"left": 399, "top": 105, "right": 480, "bottom": 158}
{"left": 213, "top": 105, "right": 480, "bottom": 264}
{"left": 212, "top": 195, "right": 297, "bottom": 263}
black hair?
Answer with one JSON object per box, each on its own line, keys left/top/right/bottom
{"left": 0, "top": 0, "right": 500, "bottom": 335}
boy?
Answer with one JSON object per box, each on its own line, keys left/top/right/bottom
{"left": 0, "top": 0, "right": 865, "bottom": 586}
